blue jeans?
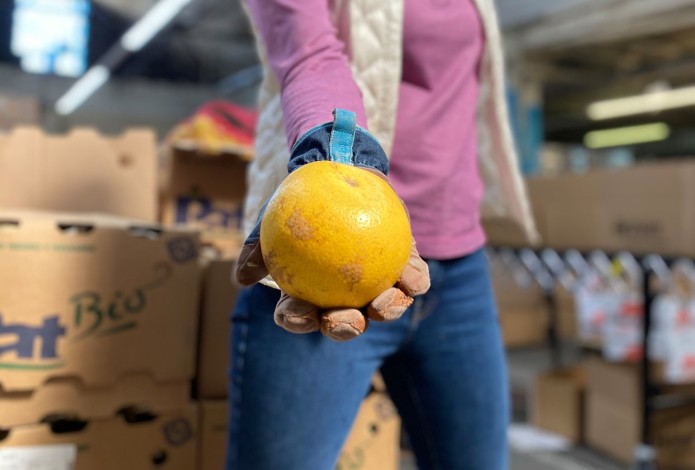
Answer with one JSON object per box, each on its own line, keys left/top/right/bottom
{"left": 227, "top": 249, "right": 508, "bottom": 470}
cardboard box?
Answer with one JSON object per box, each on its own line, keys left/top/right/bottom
{"left": 494, "top": 275, "right": 578, "bottom": 347}
{"left": 488, "top": 161, "right": 695, "bottom": 256}
{"left": 198, "top": 393, "right": 400, "bottom": 470}
{"left": 198, "top": 401, "right": 229, "bottom": 470}
{"left": 371, "top": 373, "right": 387, "bottom": 393}
{"left": 587, "top": 391, "right": 695, "bottom": 468}
{"left": 493, "top": 271, "right": 549, "bottom": 347}
{"left": 0, "top": 94, "right": 40, "bottom": 129}
{"left": 586, "top": 391, "right": 639, "bottom": 464}
{"left": 556, "top": 285, "right": 578, "bottom": 339}
{"left": 527, "top": 162, "right": 695, "bottom": 256}
{"left": 160, "top": 148, "right": 248, "bottom": 258}
{"left": 484, "top": 217, "right": 537, "bottom": 248}
{"left": 337, "top": 392, "right": 401, "bottom": 470}
{"left": 499, "top": 306, "right": 548, "bottom": 348}
{"left": 0, "top": 211, "right": 200, "bottom": 396}
{"left": 0, "top": 406, "right": 197, "bottom": 470}
{"left": 0, "top": 375, "right": 189, "bottom": 428}
{"left": 532, "top": 366, "right": 585, "bottom": 442}
{"left": 196, "top": 260, "right": 239, "bottom": 399}
{"left": 0, "top": 128, "right": 157, "bottom": 221}
{"left": 586, "top": 358, "right": 695, "bottom": 467}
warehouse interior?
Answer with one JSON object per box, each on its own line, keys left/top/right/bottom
{"left": 1, "top": 0, "right": 695, "bottom": 469}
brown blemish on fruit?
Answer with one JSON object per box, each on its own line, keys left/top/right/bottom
{"left": 265, "top": 251, "right": 293, "bottom": 286}
{"left": 339, "top": 263, "right": 363, "bottom": 290}
{"left": 286, "top": 209, "right": 314, "bottom": 240}
{"left": 343, "top": 176, "right": 359, "bottom": 187}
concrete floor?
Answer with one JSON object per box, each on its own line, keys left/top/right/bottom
{"left": 401, "top": 447, "right": 624, "bottom": 470}
{"left": 401, "top": 449, "right": 624, "bottom": 470}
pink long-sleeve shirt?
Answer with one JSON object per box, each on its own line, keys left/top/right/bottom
{"left": 247, "top": 0, "right": 486, "bottom": 260}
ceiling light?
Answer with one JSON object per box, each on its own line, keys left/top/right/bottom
{"left": 55, "top": 65, "right": 110, "bottom": 115}
{"left": 53, "top": 0, "right": 192, "bottom": 115}
{"left": 587, "top": 85, "right": 695, "bottom": 120}
{"left": 121, "top": 0, "right": 192, "bottom": 52}
{"left": 584, "top": 123, "right": 670, "bottom": 149}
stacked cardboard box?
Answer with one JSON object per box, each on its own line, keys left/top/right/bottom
{"left": 586, "top": 358, "right": 695, "bottom": 467}
{"left": 0, "top": 125, "right": 404, "bottom": 467}
{"left": 532, "top": 366, "right": 586, "bottom": 443}
{"left": 0, "top": 211, "right": 199, "bottom": 426}
{"left": 494, "top": 273, "right": 549, "bottom": 347}
{"left": 160, "top": 146, "right": 249, "bottom": 258}
{"left": 487, "top": 161, "right": 695, "bottom": 257}
{"left": 486, "top": 163, "right": 695, "bottom": 347}
{"left": 0, "top": 407, "right": 198, "bottom": 470}
{"left": 490, "top": 261, "right": 576, "bottom": 348}
{"left": 0, "top": 129, "right": 200, "bottom": 469}
{"left": 0, "top": 128, "right": 158, "bottom": 222}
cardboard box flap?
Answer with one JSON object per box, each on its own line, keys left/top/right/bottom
{"left": 0, "top": 127, "right": 157, "bottom": 221}
{"left": 170, "top": 142, "right": 254, "bottom": 162}
{"left": 165, "top": 150, "right": 247, "bottom": 200}
{"left": 0, "top": 210, "right": 197, "bottom": 235}
{"left": 0, "top": 374, "right": 189, "bottom": 427}
{"left": 0, "top": 406, "right": 197, "bottom": 470}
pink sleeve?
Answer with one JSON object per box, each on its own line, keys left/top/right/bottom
{"left": 245, "top": 0, "right": 368, "bottom": 147}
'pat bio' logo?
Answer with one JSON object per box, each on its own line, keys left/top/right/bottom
{"left": 0, "top": 314, "right": 67, "bottom": 370}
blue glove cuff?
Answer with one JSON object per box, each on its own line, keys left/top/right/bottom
{"left": 288, "top": 109, "right": 389, "bottom": 175}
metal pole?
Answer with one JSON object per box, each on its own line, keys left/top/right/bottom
{"left": 633, "top": 265, "right": 657, "bottom": 470}
{"left": 544, "top": 288, "right": 562, "bottom": 370}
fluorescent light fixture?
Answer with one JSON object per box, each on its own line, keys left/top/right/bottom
{"left": 587, "top": 85, "right": 695, "bottom": 120}
{"left": 55, "top": 65, "right": 110, "bottom": 115}
{"left": 121, "top": 0, "right": 192, "bottom": 52}
{"left": 584, "top": 123, "right": 670, "bottom": 149}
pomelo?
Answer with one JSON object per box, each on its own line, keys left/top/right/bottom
{"left": 260, "top": 161, "right": 412, "bottom": 309}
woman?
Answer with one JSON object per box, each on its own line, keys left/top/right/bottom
{"left": 229, "top": 1, "right": 537, "bottom": 469}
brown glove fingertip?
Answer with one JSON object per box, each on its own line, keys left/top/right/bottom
{"left": 321, "top": 309, "right": 368, "bottom": 341}
{"left": 367, "top": 287, "right": 413, "bottom": 321}
{"left": 274, "top": 294, "right": 321, "bottom": 334}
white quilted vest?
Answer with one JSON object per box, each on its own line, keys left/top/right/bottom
{"left": 243, "top": 0, "right": 538, "bottom": 245}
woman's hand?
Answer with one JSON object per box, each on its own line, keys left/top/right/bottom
{"left": 236, "top": 109, "right": 430, "bottom": 341}
{"left": 236, "top": 186, "right": 429, "bottom": 341}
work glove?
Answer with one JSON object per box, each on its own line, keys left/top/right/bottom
{"left": 236, "top": 109, "right": 430, "bottom": 341}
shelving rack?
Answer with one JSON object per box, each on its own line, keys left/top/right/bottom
{"left": 489, "top": 246, "right": 695, "bottom": 470}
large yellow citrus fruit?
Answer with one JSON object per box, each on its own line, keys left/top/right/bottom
{"left": 260, "top": 161, "right": 412, "bottom": 309}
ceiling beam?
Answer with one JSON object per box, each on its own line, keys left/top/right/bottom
{"left": 93, "top": 0, "right": 156, "bottom": 18}
{"left": 508, "top": 0, "right": 695, "bottom": 52}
